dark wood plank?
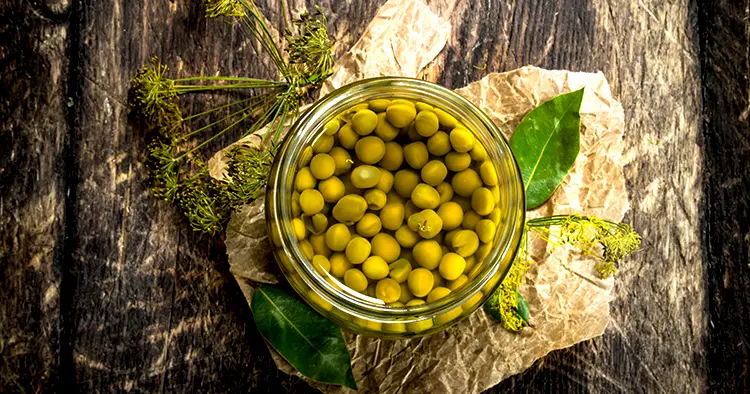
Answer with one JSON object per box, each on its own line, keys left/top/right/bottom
{"left": 0, "top": 0, "right": 69, "bottom": 391}
{"left": 699, "top": 0, "right": 750, "bottom": 391}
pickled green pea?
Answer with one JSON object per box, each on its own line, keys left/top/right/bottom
{"left": 298, "top": 147, "right": 313, "bottom": 169}
{"left": 356, "top": 213, "right": 382, "bottom": 238}
{"left": 379, "top": 142, "right": 404, "bottom": 171}
{"left": 436, "top": 182, "right": 454, "bottom": 204}
{"left": 434, "top": 108, "right": 457, "bottom": 128}
{"left": 338, "top": 124, "right": 360, "bottom": 149}
{"left": 346, "top": 236, "right": 371, "bottom": 264}
{"left": 329, "top": 147, "right": 353, "bottom": 175}
{"left": 427, "top": 131, "right": 451, "bottom": 156}
{"left": 437, "top": 202, "right": 463, "bottom": 230}
{"left": 355, "top": 135, "right": 386, "bottom": 164}
{"left": 299, "top": 240, "right": 314, "bottom": 260}
{"left": 386, "top": 103, "right": 417, "bottom": 128}
{"left": 310, "top": 213, "right": 328, "bottom": 234}
{"left": 375, "top": 168, "right": 394, "bottom": 193}
{"left": 427, "top": 287, "right": 451, "bottom": 303}
{"left": 371, "top": 233, "right": 401, "bottom": 263}
{"left": 291, "top": 191, "right": 302, "bottom": 216}
{"left": 431, "top": 268, "right": 444, "bottom": 288}
{"left": 395, "top": 225, "right": 419, "bottom": 248}
{"left": 454, "top": 195, "right": 473, "bottom": 212}
{"left": 352, "top": 109, "right": 378, "bottom": 135}
{"left": 348, "top": 103, "right": 370, "bottom": 113}
{"left": 413, "top": 240, "right": 443, "bottom": 270}
{"left": 375, "top": 278, "right": 402, "bottom": 303}
{"left": 415, "top": 102, "right": 433, "bottom": 112}
{"left": 312, "top": 255, "right": 331, "bottom": 276}
{"left": 332, "top": 194, "right": 368, "bottom": 224}
{"left": 475, "top": 219, "right": 497, "bottom": 243}
{"left": 407, "top": 123, "right": 423, "bottom": 141}
{"left": 471, "top": 187, "right": 495, "bottom": 216}
{"left": 439, "top": 253, "right": 466, "bottom": 280}
{"left": 324, "top": 119, "right": 340, "bottom": 135}
{"left": 407, "top": 268, "right": 434, "bottom": 298}
{"left": 410, "top": 183, "right": 440, "bottom": 209}
{"left": 464, "top": 256, "right": 476, "bottom": 274}
{"left": 375, "top": 112, "right": 399, "bottom": 141}
{"left": 443, "top": 229, "right": 459, "bottom": 246}
{"left": 310, "top": 234, "right": 332, "bottom": 257}
{"left": 404, "top": 141, "right": 429, "bottom": 169}
{"left": 386, "top": 191, "right": 405, "bottom": 205}
{"left": 391, "top": 99, "right": 415, "bottom": 107}
{"left": 450, "top": 128, "right": 474, "bottom": 152}
{"left": 379, "top": 203, "right": 405, "bottom": 231}
{"left": 325, "top": 223, "right": 351, "bottom": 251}
{"left": 364, "top": 189, "right": 387, "bottom": 210}
{"left": 388, "top": 259, "right": 413, "bottom": 283}
{"left": 318, "top": 176, "right": 345, "bottom": 203}
{"left": 342, "top": 175, "right": 362, "bottom": 195}
{"left": 451, "top": 230, "right": 479, "bottom": 257}
{"left": 409, "top": 209, "right": 443, "bottom": 239}
{"left": 414, "top": 110, "right": 439, "bottom": 137}
{"left": 393, "top": 169, "right": 420, "bottom": 198}
{"left": 462, "top": 210, "right": 482, "bottom": 229}
{"left": 344, "top": 268, "right": 369, "bottom": 292}
{"left": 313, "top": 134, "right": 334, "bottom": 153}
{"left": 475, "top": 242, "right": 492, "bottom": 262}
{"left": 350, "top": 165, "right": 381, "bottom": 189}
{"left": 490, "top": 185, "right": 501, "bottom": 203}
{"left": 448, "top": 274, "right": 468, "bottom": 291}
{"left": 362, "top": 255, "right": 390, "bottom": 280}
{"left": 445, "top": 152, "right": 471, "bottom": 172}
{"left": 469, "top": 142, "right": 488, "bottom": 161}
{"left": 479, "top": 160, "right": 499, "bottom": 186}
{"left": 404, "top": 200, "right": 418, "bottom": 218}
{"left": 405, "top": 315, "right": 433, "bottom": 332}
{"left": 420, "top": 160, "right": 448, "bottom": 186}
{"left": 434, "top": 232, "right": 445, "bottom": 246}
{"left": 452, "top": 168, "right": 483, "bottom": 197}
{"left": 369, "top": 99, "right": 391, "bottom": 112}
{"left": 310, "top": 153, "right": 336, "bottom": 180}
{"left": 295, "top": 167, "right": 316, "bottom": 191}
{"left": 329, "top": 253, "right": 352, "bottom": 277}
{"left": 292, "top": 217, "right": 307, "bottom": 240}
{"left": 488, "top": 207, "right": 502, "bottom": 225}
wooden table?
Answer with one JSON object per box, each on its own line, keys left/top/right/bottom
{"left": 2, "top": 0, "right": 748, "bottom": 392}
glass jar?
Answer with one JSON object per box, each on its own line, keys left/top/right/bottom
{"left": 266, "top": 77, "right": 525, "bottom": 338}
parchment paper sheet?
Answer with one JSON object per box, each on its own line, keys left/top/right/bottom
{"left": 209, "top": 0, "right": 628, "bottom": 392}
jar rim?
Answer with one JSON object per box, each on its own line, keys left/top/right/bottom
{"left": 267, "top": 77, "right": 526, "bottom": 322}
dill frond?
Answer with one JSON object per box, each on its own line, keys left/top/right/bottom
{"left": 224, "top": 144, "right": 274, "bottom": 208}
{"left": 129, "top": 57, "right": 182, "bottom": 131}
{"left": 205, "top": 0, "right": 247, "bottom": 18}
{"left": 484, "top": 233, "right": 532, "bottom": 331}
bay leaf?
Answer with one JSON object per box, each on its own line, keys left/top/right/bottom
{"left": 251, "top": 285, "right": 357, "bottom": 389}
{"left": 509, "top": 88, "right": 584, "bottom": 208}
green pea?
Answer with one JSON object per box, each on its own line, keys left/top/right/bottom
{"left": 454, "top": 195, "right": 473, "bottom": 212}
{"left": 379, "top": 203, "right": 405, "bottom": 231}
{"left": 490, "top": 185, "right": 501, "bottom": 203}
{"left": 332, "top": 194, "right": 368, "bottom": 224}
{"left": 328, "top": 147, "right": 353, "bottom": 175}
{"left": 369, "top": 99, "right": 391, "bottom": 112}
{"left": 375, "top": 112, "right": 399, "bottom": 141}
{"left": 469, "top": 142, "right": 488, "bottom": 161}
{"left": 329, "top": 252, "right": 352, "bottom": 277}
{"left": 479, "top": 160, "right": 499, "bottom": 186}
{"left": 407, "top": 268, "right": 434, "bottom": 298}
{"left": 393, "top": 169, "right": 420, "bottom": 198}
{"left": 346, "top": 236, "right": 372, "bottom": 264}
{"left": 437, "top": 201, "right": 463, "bottom": 230}
{"left": 371, "top": 233, "right": 401, "bottom": 263}
{"left": 318, "top": 176, "right": 345, "bottom": 203}
{"left": 439, "top": 253, "right": 466, "bottom": 280}
{"left": 451, "top": 168, "right": 483, "bottom": 197}
{"left": 375, "top": 168, "right": 394, "bottom": 194}
{"left": 403, "top": 141, "right": 429, "bottom": 170}
{"left": 408, "top": 209, "right": 443, "bottom": 239}
{"left": 352, "top": 109, "right": 378, "bottom": 135}
{"left": 386, "top": 103, "right": 417, "bottom": 128}
{"left": 350, "top": 165, "right": 381, "bottom": 189}
{"left": 390, "top": 99, "right": 415, "bottom": 107}
{"left": 364, "top": 189, "right": 387, "bottom": 210}
{"left": 410, "top": 183, "right": 440, "bottom": 209}
{"left": 399, "top": 283, "right": 415, "bottom": 303}
{"left": 445, "top": 152, "right": 471, "bottom": 172}
{"left": 299, "top": 189, "right": 324, "bottom": 215}
{"left": 298, "top": 146, "right": 313, "bottom": 169}
{"left": 475, "top": 242, "right": 492, "bottom": 261}
{"left": 449, "top": 128, "right": 474, "bottom": 152}
{"left": 310, "top": 153, "right": 335, "bottom": 180}
{"left": 471, "top": 187, "right": 495, "bottom": 215}
{"left": 341, "top": 175, "right": 363, "bottom": 195}
{"left": 394, "top": 226, "right": 419, "bottom": 248}
{"left": 403, "top": 200, "right": 419, "bottom": 220}
{"left": 406, "top": 123, "right": 423, "bottom": 141}
{"left": 292, "top": 217, "right": 307, "bottom": 240}
{"left": 312, "top": 254, "right": 331, "bottom": 275}
{"left": 448, "top": 274, "right": 468, "bottom": 291}
{"left": 462, "top": 210, "right": 482, "bottom": 229}
{"left": 313, "top": 134, "right": 334, "bottom": 153}
{"left": 488, "top": 207, "right": 502, "bottom": 225}
{"left": 378, "top": 142, "right": 404, "bottom": 171}
{"left": 427, "top": 131, "right": 451, "bottom": 156}
{"left": 388, "top": 259, "right": 413, "bottom": 283}
{"left": 451, "top": 230, "right": 479, "bottom": 257}
{"left": 344, "top": 268, "right": 369, "bottom": 292}
{"left": 294, "top": 166, "right": 316, "bottom": 191}
{"left": 415, "top": 102, "right": 433, "bottom": 112}
{"left": 420, "top": 160, "right": 447, "bottom": 186}
{"left": 475, "top": 219, "right": 497, "bottom": 243}
{"left": 291, "top": 191, "right": 302, "bottom": 216}
{"left": 348, "top": 103, "right": 370, "bottom": 113}
{"left": 443, "top": 228, "right": 459, "bottom": 246}
{"left": 413, "top": 240, "right": 443, "bottom": 270}
{"left": 325, "top": 223, "right": 351, "bottom": 251}
{"left": 337, "top": 123, "right": 360, "bottom": 149}
{"left": 356, "top": 213, "right": 382, "bottom": 238}
{"left": 434, "top": 108, "right": 457, "bottom": 128}
{"left": 299, "top": 240, "right": 314, "bottom": 260}
{"left": 415, "top": 110, "right": 439, "bottom": 137}
{"left": 324, "top": 119, "right": 340, "bottom": 135}
{"left": 436, "top": 182, "right": 454, "bottom": 204}
{"left": 354, "top": 135, "right": 386, "bottom": 164}
{"left": 310, "top": 234, "right": 332, "bottom": 257}
{"left": 375, "top": 278, "right": 402, "bottom": 303}
{"left": 425, "top": 287, "right": 450, "bottom": 304}
{"left": 362, "top": 255, "right": 390, "bottom": 280}
{"left": 386, "top": 191, "right": 405, "bottom": 206}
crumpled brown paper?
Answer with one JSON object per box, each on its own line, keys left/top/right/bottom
{"left": 209, "top": 0, "right": 628, "bottom": 392}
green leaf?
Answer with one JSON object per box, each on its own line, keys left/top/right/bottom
{"left": 516, "top": 292, "right": 530, "bottom": 324}
{"left": 510, "top": 89, "right": 584, "bottom": 208}
{"left": 251, "top": 286, "right": 357, "bottom": 389}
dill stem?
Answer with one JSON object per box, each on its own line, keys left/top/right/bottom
{"left": 181, "top": 96, "right": 259, "bottom": 122}
{"left": 173, "top": 83, "right": 283, "bottom": 92}
{"left": 172, "top": 76, "right": 284, "bottom": 84}
{"left": 176, "top": 110, "right": 256, "bottom": 161}
{"left": 177, "top": 104, "right": 260, "bottom": 142}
